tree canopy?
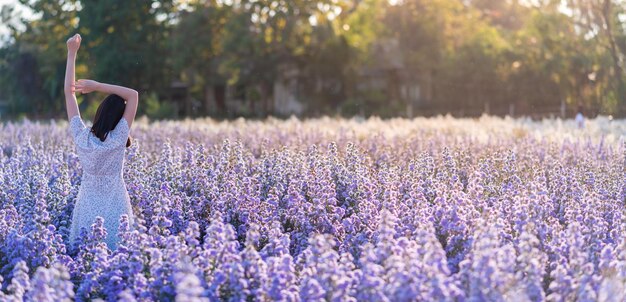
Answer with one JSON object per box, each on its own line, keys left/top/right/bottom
{"left": 1, "top": 0, "right": 625, "bottom": 119}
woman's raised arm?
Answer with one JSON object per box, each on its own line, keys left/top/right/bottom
{"left": 64, "top": 34, "right": 81, "bottom": 120}
{"left": 74, "top": 80, "right": 139, "bottom": 129}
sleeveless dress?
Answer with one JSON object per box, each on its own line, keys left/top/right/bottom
{"left": 68, "top": 115, "right": 135, "bottom": 250}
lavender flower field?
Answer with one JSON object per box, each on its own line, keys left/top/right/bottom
{"left": 0, "top": 115, "right": 625, "bottom": 301}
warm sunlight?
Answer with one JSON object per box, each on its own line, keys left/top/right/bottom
{"left": 0, "top": 0, "right": 624, "bottom": 300}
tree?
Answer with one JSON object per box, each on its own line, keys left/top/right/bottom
{"left": 171, "top": 1, "right": 231, "bottom": 115}
{"left": 0, "top": 0, "right": 80, "bottom": 117}
{"left": 566, "top": 0, "right": 626, "bottom": 115}
{"left": 78, "top": 0, "right": 175, "bottom": 95}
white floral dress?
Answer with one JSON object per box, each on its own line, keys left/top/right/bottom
{"left": 68, "top": 115, "right": 135, "bottom": 250}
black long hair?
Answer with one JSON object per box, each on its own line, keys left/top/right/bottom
{"left": 91, "top": 94, "right": 132, "bottom": 147}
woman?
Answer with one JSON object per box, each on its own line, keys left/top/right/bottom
{"left": 575, "top": 104, "right": 585, "bottom": 129}
{"left": 64, "top": 33, "right": 138, "bottom": 250}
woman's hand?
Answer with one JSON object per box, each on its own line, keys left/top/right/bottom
{"left": 66, "top": 34, "right": 81, "bottom": 54}
{"left": 74, "top": 79, "right": 100, "bottom": 94}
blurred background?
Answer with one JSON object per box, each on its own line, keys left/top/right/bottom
{"left": 0, "top": 0, "right": 625, "bottom": 120}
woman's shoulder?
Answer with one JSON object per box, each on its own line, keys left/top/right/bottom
{"left": 83, "top": 132, "right": 124, "bottom": 150}
{"left": 77, "top": 118, "right": 128, "bottom": 149}
{"left": 69, "top": 115, "right": 86, "bottom": 134}
{"left": 70, "top": 114, "right": 82, "bottom": 124}
{"left": 101, "top": 118, "right": 130, "bottom": 148}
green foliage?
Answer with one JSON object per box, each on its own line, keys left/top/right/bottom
{"left": 341, "top": 89, "right": 404, "bottom": 118}
{"left": 77, "top": 0, "right": 174, "bottom": 94}
{"left": 0, "top": 0, "right": 80, "bottom": 117}
{"left": 1, "top": 0, "right": 626, "bottom": 118}
{"left": 144, "top": 92, "right": 177, "bottom": 120}
{"left": 83, "top": 96, "right": 100, "bottom": 121}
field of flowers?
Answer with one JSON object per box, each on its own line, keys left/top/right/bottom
{"left": 0, "top": 115, "right": 624, "bottom": 301}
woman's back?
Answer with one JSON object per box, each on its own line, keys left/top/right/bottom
{"left": 70, "top": 115, "right": 130, "bottom": 176}
{"left": 68, "top": 115, "right": 134, "bottom": 250}
{"left": 63, "top": 33, "right": 139, "bottom": 251}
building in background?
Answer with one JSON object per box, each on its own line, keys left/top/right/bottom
{"left": 169, "top": 38, "right": 432, "bottom": 118}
